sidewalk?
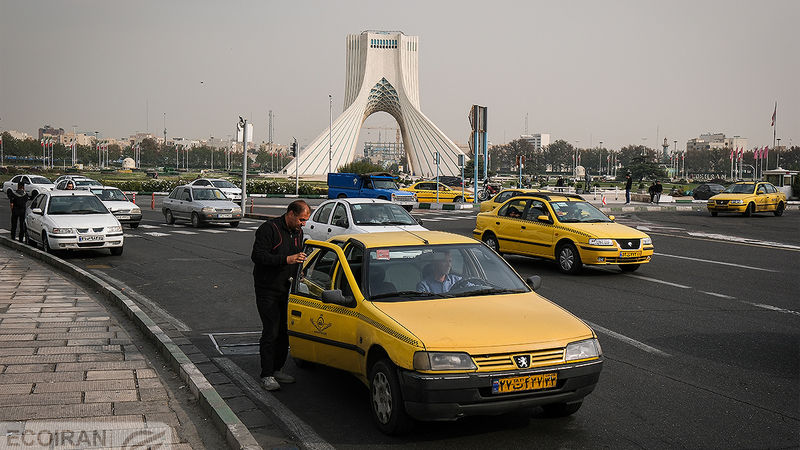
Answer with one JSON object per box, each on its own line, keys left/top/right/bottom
{"left": 0, "top": 245, "right": 226, "bottom": 449}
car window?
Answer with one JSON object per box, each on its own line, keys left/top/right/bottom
{"left": 22, "top": 177, "right": 30, "bottom": 184}
{"left": 93, "top": 189, "right": 128, "bottom": 201}
{"left": 168, "top": 187, "right": 180, "bottom": 199}
{"left": 418, "top": 183, "right": 435, "bottom": 190}
{"left": 11, "top": 176, "right": 21, "bottom": 183}
{"left": 495, "top": 191, "right": 515, "bottom": 203}
{"left": 331, "top": 203, "right": 349, "bottom": 228}
{"left": 211, "top": 180, "right": 236, "bottom": 189}
{"left": 757, "top": 185, "right": 766, "bottom": 194}
{"left": 192, "top": 188, "right": 226, "bottom": 200}
{"left": 195, "top": 180, "right": 210, "bottom": 186}
{"left": 765, "top": 184, "right": 776, "bottom": 194}
{"left": 181, "top": 188, "right": 191, "bottom": 201}
{"left": 56, "top": 181, "right": 67, "bottom": 189}
{"left": 724, "top": 183, "right": 756, "bottom": 194}
{"left": 551, "top": 201, "right": 611, "bottom": 223}
{"left": 31, "top": 194, "right": 45, "bottom": 210}
{"left": 525, "top": 200, "right": 549, "bottom": 221}
{"left": 498, "top": 199, "right": 527, "bottom": 219}
{"left": 312, "top": 202, "right": 335, "bottom": 224}
{"left": 336, "top": 244, "right": 364, "bottom": 301}
{"left": 351, "top": 203, "right": 416, "bottom": 226}
{"left": 296, "top": 248, "right": 339, "bottom": 300}
{"left": 30, "top": 176, "right": 51, "bottom": 184}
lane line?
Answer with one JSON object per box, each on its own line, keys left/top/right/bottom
{"left": 654, "top": 252, "right": 777, "bottom": 273}
{"left": 699, "top": 291, "right": 736, "bottom": 299}
{"left": 687, "top": 232, "right": 800, "bottom": 251}
{"left": 623, "top": 274, "right": 691, "bottom": 289}
{"left": 583, "top": 321, "right": 671, "bottom": 357}
{"left": 200, "top": 229, "right": 227, "bottom": 234}
{"left": 143, "top": 232, "right": 170, "bottom": 237}
{"left": 741, "top": 302, "right": 800, "bottom": 316}
{"left": 172, "top": 230, "right": 198, "bottom": 235}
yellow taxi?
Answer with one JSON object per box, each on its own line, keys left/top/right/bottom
{"left": 290, "top": 231, "right": 603, "bottom": 434}
{"left": 474, "top": 193, "right": 653, "bottom": 274}
{"left": 707, "top": 181, "right": 787, "bottom": 217}
{"left": 401, "top": 181, "right": 474, "bottom": 203}
{"left": 480, "top": 188, "right": 549, "bottom": 212}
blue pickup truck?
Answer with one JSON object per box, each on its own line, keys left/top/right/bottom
{"left": 327, "top": 172, "right": 416, "bottom": 210}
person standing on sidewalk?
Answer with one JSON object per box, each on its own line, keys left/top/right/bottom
{"left": 251, "top": 200, "right": 310, "bottom": 391}
{"left": 624, "top": 174, "right": 632, "bottom": 204}
{"left": 654, "top": 180, "right": 663, "bottom": 204}
{"left": 7, "top": 182, "right": 29, "bottom": 242}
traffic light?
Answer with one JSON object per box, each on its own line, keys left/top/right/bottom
{"left": 291, "top": 141, "right": 297, "bottom": 157}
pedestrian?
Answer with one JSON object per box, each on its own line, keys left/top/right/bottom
{"left": 624, "top": 174, "right": 632, "bottom": 204}
{"left": 7, "top": 182, "right": 29, "bottom": 242}
{"left": 251, "top": 199, "right": 310, "bottom": 391}
{"left": 648, "top": 181, "right": 656, "bottom": 203}
{"left": 654, "top": 180, "right": 663, "bottom": 204}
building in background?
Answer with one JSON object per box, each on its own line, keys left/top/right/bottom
{"left": 363, "top": 141, "right": 404, "bottom": 166}
{"left": 687, "top": 133, "right": 748, "bottom": 152}
{"left": 520, "top": 133, "right": 551, "bottom": 150}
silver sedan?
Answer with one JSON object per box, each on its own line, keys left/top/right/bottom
{"left": 162, "top": 185, "right": 242, "bottom": 227}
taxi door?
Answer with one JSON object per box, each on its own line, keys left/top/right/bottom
{"left": 494, "top": 198, "right": 531, "bottom": 255}
{"left": 288, "top": 240, "right": 363, "bottom": 374}
{"left": 415, "top": 182, "right": 437, "bottom": 202}
{"left": 755, "top": 184, "right": 769, "bottom": 212}
{"left": 518, "top": 199, "right": 555, "bottom": 257}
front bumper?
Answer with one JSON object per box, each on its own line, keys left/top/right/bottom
{"left": 199, "top": 212, "right": 242, "bottom": 223}
{"left": 578, "top": 246, "right": 654, "bottom": 265}
{"left": 113, "top": 213, "right": 142, "bottom": 224}
{"left": 707, "top": 202, "right": 746, "bottom": 213}
{"left": 400, "top": 359, "right": 602, "bottom": 421}
{"left": 47, "top": 233, "right": 124, "bottom": 250}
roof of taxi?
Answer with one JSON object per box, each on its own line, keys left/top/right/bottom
{"left": 330, "top": 230, "right": 476, "bottom": 248}
{"left": 511, "top": 193, "right": 586, "bottom": 202}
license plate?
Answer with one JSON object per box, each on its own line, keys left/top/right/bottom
{"left": 78, "top": 235, "right": 103, "bottom": 242}
{"left": 620, "top": 251, "right": 641, "bottom": 258}
{"left": 116, "top": 215, "right": 130, "bottom": 220}
{"left": 492, "top": 373, "right": 557, "bottom": 394}
{"left": 218, "top": 213, "right": 232, "bottom": 218}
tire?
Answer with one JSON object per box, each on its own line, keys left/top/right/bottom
{"left": 130, "top": 222, "right": 139, "bottom": 229}
{"left": 742, "top": 203, "right": 754, "bottom": 217}
{"left": 42, "top": 232, "right": 54, "bottom": 254}
{"left": 229, "top": 221, "right": 240, "bottom": 228}
{"left": 556, "top": 242, "right": 582, "bottom": 274}
{"left": 477, "top": 190, "right": 488, "bottom": 201}
{"left": 453, "top": 196, "right": 463, "bottom": 203}
{"left": 710, "top": 211, "right": 718, "bottom": 217}
{"left": 164, "top": 209, "right": 175, "bottom": 224}
{"left": 482, "top": 232, "right": 500, "bottom": 254}
{"left": 774, "top": 202, "right": 784, "bottom": 217}
{"left": 110, "top": 246, "right": 123, "bottom": 256}
{"left": 369, "top": 359, "right": 412, "bottom": 435}
{"left": 619, "top": 264, "right": 640, "bottom": 272}
{"left": 337, "top": 193, "right": 347, "bottom": 199}
{"left": 542, "top": 401, "right": 582, "bottom": 418}
{"left": 191, "top": 212, "right": 200, "bottom": 228}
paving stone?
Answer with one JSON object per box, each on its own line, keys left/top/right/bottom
{"left": 0, "top": 402, "right": 111, "bottom": 421}
{"left": 237, "top": 409, "right": 273, "bottom": 428}
{"left": 78, "top": 353, "right": 126, "bottom": 362}
{"left": 2, "top": 383, "right": 33, "bottom": 394}
{"left": 0, "top": 354, "right": 77, "bottom": 364}
{"left": 114, "top": 401, "right": 172, "bottom": 415}
{"left": 136, "top": 377, "right": 164, "bottom": 389}
{"left": 144, "top": 412, "right": 181, "bottom": 427}
{"left": 213, "top": 383, "right": 244, "bottom": 399}
{"left": 85, "top": 389, "right": 138, "bottom": 403}
{"left": 0, "top": 371, "right": 84, "bottom": 383}
{"left": 3, "top": 363, "right": 56, "bottom": 373}
{"left": 134, "top": 368, "right": 157, "bottom": 379}
{"left": 38, "top": 345, "right": 122, "bottom": 354}
{"left": 34, "top": 379, "right": 136, "bottom": 393}
{"left": 0, "top": 348, "right": 36, "bottom": 356}
{"left": 56, "top": 361, "right": 149, "bottom": 372}
{"left": 67, "top": 338, "right": 111, "bottom": 346}
{"left": 138, "top": 387, "right": 168, "bottom": 401}
{"left": 0, "top": 391, "right": 82, "bottom": 406}
{"left": 0, "top": 339, "right": 66, "bottom": 348}
{"left": 204, "top": 372, "right": 232, "bottom": 385}
{"left": 225, "top": 395, "right": 258, "bottom": 413}
{"left": 86, "top": 369, "right": 135, "bottom": 381}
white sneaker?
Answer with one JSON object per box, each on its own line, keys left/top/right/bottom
{"left": 273, "top": 370, "right": 295, "bottom": 384}
{"left": 261, "top": 376, "right": 280, "bottom": 391}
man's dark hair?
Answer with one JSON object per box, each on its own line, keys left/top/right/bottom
{"left": 17, "top": 182, "right": 25, "bottom": 190}
{"left": 287, "top": 199, "right": 309, "bottom": 215}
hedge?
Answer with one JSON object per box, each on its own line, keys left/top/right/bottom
{"left": 96, "top": 177, "right": 327, "bottom": 195}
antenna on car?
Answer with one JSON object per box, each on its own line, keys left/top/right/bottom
{"left": 400, "top": 228, "right": 429, "bottom": 245}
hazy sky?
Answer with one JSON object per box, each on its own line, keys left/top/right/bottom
{"left": 1, "top": 0, "right": 797, "bottom": 151}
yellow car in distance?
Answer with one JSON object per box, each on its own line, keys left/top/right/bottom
{"left": 290, "top": 231, "right": 603, "bottom": 434}
{"left": 480, "top": 188, "right": 550, "bottom": 212}
{"left": 401, "top": 181, "right": 474, "bottom": 203}
{"left": 707, "top": 181, "right": 787, "bottom": 217}
{"left": 474, "top": 193, "right": 653, "bottom": 274}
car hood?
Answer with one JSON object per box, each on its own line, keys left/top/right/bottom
{"left": 42, "top": 214, "right": 120, "bottom": 228}
{"left": 102, "top": 201, "right": 139, "bottom": 212}
{"left": 372, "top": 293, "right": 593, "bottom": 352}
{"left": 709, "top": 193, "right": 752, "bottom": 200}
{"left": 353, "top": 224, "right": 427, "bottom": 233}
{"left": 557, "top": 221, "right": 649, "bottom": 239}
{"left": 192, "top": 199, "right": 240, "bottom": 208}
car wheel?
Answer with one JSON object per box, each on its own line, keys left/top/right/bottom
{"left": 42, "top": 232, "right": 54, "bottom": 254}
{"left": 774, "top": 202, "right": 785, "bottom": 216}
{"left": 110, "top": 246, "right": 123, "bottom": 256}
{"left": 130, "top": 222, "right": 139, "bottom": 229}
{"left": 710, "top": 211, "right": 718, "bottom": 217}
{"left": 742, "top": 203, "right": 754, "bottom": 217}
{"left": 557, "top": 243, "right": 582, "bottom": 274}
{"left": 337, "top": 193, "right": 347, "bottom": 199}
{"left": 453, "top": 196, "right": 463, "bottom": 203}
{"left": 369, "top": 359, "right": 412, "bottom": 435}
{"left": 164, "top": 209, "right": 175, "bottom": 224}
{"left": 619, "top": 264, "right": 640, "bottom": 272}
{"left": 229, "top": 221, "right": 239, "bottom": 228}
{"left": 191, "top": 212, "right": 200, "bottom": 228}
{"left": 542, "top": 401, "right": 582, "bottom": 418}
{"left": 482, "top": 232, "right": 500, "bottom": 254}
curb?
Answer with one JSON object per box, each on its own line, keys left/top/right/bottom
{"left": 0, "top": 236, "right": 262, "bottom": 450}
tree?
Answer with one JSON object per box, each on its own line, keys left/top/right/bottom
{"left": 337, "top": 158, "right": 387, "bottom": 174}
{"left": 544, "top": 140, "right": 575, "bottom": 173}
{"left": 622, "top": 154, "right": 666, "bottom": 181}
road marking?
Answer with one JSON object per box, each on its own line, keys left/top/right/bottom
{"left": 200, "top": 229, "right": 227, "bottom": 233}
{"left": 214, "top": 357, "right": 335, "bottom": 450}
{"left": 654, "top": 252, "right": 777, "bottom": 272}
{"left": 699, "top": 291, "right": 736, "bottom": 299}
{"left": 624, "top": 274, "right": 691, "bottom": 289}
{"left": 171, "top": 230, "right": 198, "bottom": 235}
{"left": 741, "top": 302, "right": 800, "bottom": 316}
{"left": 583, "top": 321, "right": 671, "bottom": 357}
{"left": 138, "top": 224, "right": 160, "bottom": 229}
{"left": 123, "top": 234, "right": 140, "bottom": 238}
{"left": 231, "top": 228, "right": 253, "bottom": 232}
{"left": 686, "top": 232, "right": 800, "bottom": 251}
{"left": 143, "top": 232, "right": 170, "bottom": 237}
{"left": 247, "top": 227, "right": 260, "bottom": 230}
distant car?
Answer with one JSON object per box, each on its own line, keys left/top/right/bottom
{"left": 401, "top": 181, "right": 474, "bottom": 203}
{"left": 162, "top": 185, "right": 242, "bottom": 227}
{"left": 691, "top": 183, "right": 724, "bottom": 200}
{"left": 437, "top": 175, "right": 465, "bottom": 188}
{"left": 90, "top": 186, "right": 142, "bottom": 228}
{"left": 55, "top": 177, "right": 103, "bottom": 190}
{"left": 54, "top": 174, "right": 92, "bottom": 185}
{"left": 480, "top": 188, "right": 550, "bottom": 212}
{"left": 707, "top": 181, "right": 787, "bottom": 217}
{"left": 24, "top": 190, "right": 124, "bottom": 255}
{"left": 3, "top": 174, "right": 54, "bottom": 198}
{"left": 303, "top": 198, "right": 426, "bottom": 242}
{"left": 188, "top": 178, "right": 242, "bottom": 201}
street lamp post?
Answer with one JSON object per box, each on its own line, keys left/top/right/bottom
{"left": 435, "top": 151, "right": 440, "bottom": 203}
{"left": 776, "top": 138, "right": 781, "bottom": 169}
{"left": 328, "top": 94, "right": 332, "bottom": 175}
{"left": 599, "top": 141, "right": 603, "bottom": 176}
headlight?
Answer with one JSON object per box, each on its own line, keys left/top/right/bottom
{"left": 413, "top": 351, "right": 476, "bottom": 371}
{"left": 51, "top": 228, "right": 74, "bottom": 234}
{"left": 232, "top": 207, "right": 242, "bottom": 213}
{"left": 201, "top": 207, "right": 216, "bottom": 213}
{"left": 565, "top": 339, "right": 602, "bottom": 362}
{"left": 588, "top": 238, "right": 614, "bottom": 246}
{"left": 131, "top": 207, "right": 141, "bottom": 214}
{"left": 642, "top": 237, "right": 652, "bottom": 245}
{"left": 729, "top": 199, "right": 743, "bottom": 205}
{"left": 107, "top": 226, "right": 122, "bottom": 232}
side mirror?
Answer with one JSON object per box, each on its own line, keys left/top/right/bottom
{"left": 526, "top": 275, "right": 542, "bottom": 291}
{"left": 321, "top": 289, "right": 354, "bottom": 306}
{"left": 31, "top": 208, "right": 43, "bottom": 215}
{"left": 537, "top": 215, "right": 551, "bottom": 223}
{"left": 608, "top": 215, "right": 616, "bottom": 221}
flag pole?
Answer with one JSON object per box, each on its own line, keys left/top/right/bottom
{"left": 771, "top": 101, "right": 777, "bottom": 170}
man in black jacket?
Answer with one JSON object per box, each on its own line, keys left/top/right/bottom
{"left": 624, "top": 174, "right": 633, "bottom": 204}
{"left": 251, "top": 200, "right": 310, "bottom": 391}
{"left": 7, "top": 182, "right": 29, "bottom": 242}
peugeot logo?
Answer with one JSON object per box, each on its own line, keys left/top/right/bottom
{"left": 513, "top": 355, "right": 530, "bottom": 368}
{"left": 627, "top": 241, "right": 633, "bottom": 248}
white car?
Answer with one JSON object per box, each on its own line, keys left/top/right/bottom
{"left": 55, "top": 177, "right": 103, "bottom": 190}
{"left": 89, "top": 186, "right": 142, "bottom": 229}
{"left": 3, "top": 174, "right": 54, "bottom": 198}
{"left": 303, "top": 198, "right": 426, "bottom": 242}
{"left": 24, "top": 190, "right": 124, "bottom": 255}
{"left": 188, "top": 178, "right": 242, "bottom": 201}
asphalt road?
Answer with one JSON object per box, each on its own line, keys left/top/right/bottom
{"left": 2, "top": 198, "right": 798, "bottom": 449}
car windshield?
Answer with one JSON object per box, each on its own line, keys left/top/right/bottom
{"left": 550, "top": 201, "right": 612, "bottom": 223}
{"left": 724, "top": 183, "right": 755, "bottom": 194}
{"left": 47, "top": 195, "right": 108, "bottom": 215}
{"left": 30, "top": 176, "right": 52, "bottom": 184}
{"left": 211, "top": 180, "right": 237, "bottom": 189}
{"left": 372, "top": 179, "right": 399, "bottom": 190}
{"left": 367, "top": 243, "right": 529, "bottom": 301}
{"left": 192, "top": 188, "right": 227, "bottom": 200}
{"left": 91, "top": 188, "right": 129, "bottom": 202}
{"left": 351, "top": 203, "right": 417, "bottom": 226}
{"left": 75, "top": 179, "right": 102, "bottom": 187}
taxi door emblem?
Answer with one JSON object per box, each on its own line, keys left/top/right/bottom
{"left": 312, "top": 314, "right": 332, "bottom": 334}
{"left": 513, "top": 355, "right": 530, "bottom": 368}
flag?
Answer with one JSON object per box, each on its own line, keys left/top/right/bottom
{"left": 601, "top": 195, "right": 607, "bottom": 205}
{"left": 771, "top": 102, "right": 776, "bottom": 127}
{"left": 738, "top": 148, "right": 743, "bottom": 161}
{"left": 730, "top": 148, "right": 735, "bottom": 161}
{"left": 764, "top": 146, "right": 768, "bottom": 159}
